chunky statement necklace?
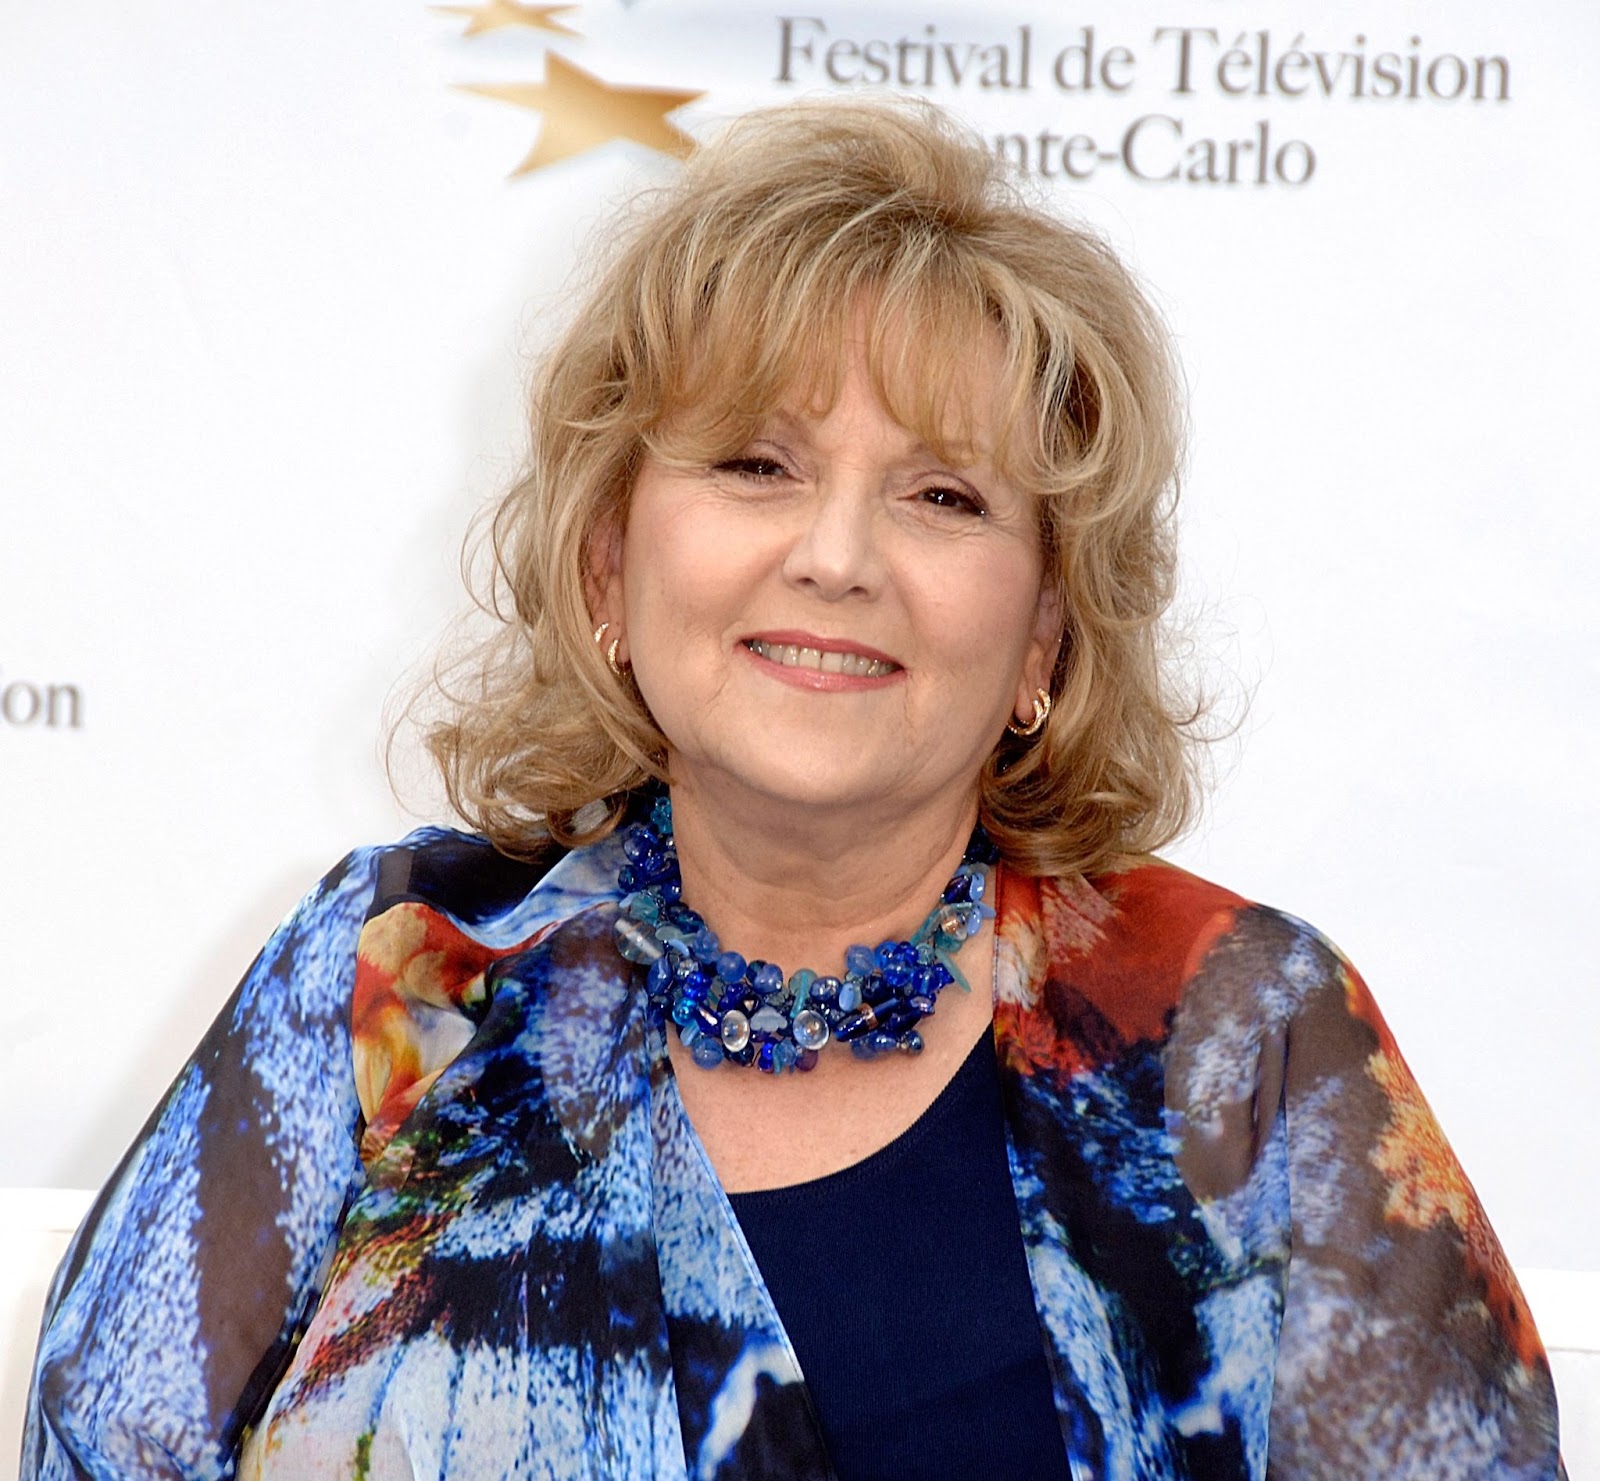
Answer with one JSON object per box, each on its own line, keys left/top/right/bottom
{"left": 612, "top": 793, "right": 997, "bottom": 1073}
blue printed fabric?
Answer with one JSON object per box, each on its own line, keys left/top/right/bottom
{"left": 23, "top": 827, "right": 1565, "bottom": 1479}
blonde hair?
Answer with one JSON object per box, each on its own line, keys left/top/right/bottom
{"left": 424, "top": 98, "right": 1199, "bottom": 877}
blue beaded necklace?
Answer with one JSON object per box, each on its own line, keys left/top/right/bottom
{"left": 612, "top": 792, "right": 998, "bottom": 1073}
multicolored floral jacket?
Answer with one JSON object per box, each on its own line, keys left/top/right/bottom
{"left": 24, "top": 826, "right": 1564, "bottom": 1479}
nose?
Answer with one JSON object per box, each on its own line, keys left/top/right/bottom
{"left": 779, "top": 477, "right": 883, "bottom": 602}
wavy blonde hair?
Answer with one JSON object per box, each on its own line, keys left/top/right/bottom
{"left": 424, "top": 98, "right": 1199, "bottom": 877}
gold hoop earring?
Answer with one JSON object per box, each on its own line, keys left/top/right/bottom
{"left": 1006, "top": 688, "right": 1051, "bottom": 738}
{"left": 594, "top": 622, "right": 628, "bottom": 676}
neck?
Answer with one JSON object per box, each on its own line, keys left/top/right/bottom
{"left": 661, "top": 773, "right": 980, "bottom": 976}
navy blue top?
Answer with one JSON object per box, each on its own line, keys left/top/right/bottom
{"left": 727, "top": 1027, "right": 1071, "bottom": 1480}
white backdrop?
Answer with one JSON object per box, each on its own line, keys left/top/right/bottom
{"left": 2, "top": 0, "right": 1596, "bottom": 1285}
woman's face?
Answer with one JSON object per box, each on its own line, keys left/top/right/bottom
{"left": 595, "top": 339, "right": 1060, "bottom": 827}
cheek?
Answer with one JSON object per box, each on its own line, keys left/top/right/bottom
{"left": 921, "top": 550, "right": 1044, "bottom": 678}
{"left": 618, "top": 509, "right": 761, "bottom": 705}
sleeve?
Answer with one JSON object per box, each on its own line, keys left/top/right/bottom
{"left": 1264, "top": 913, "right": 1565, "bottom": 1480}
{"left": 21, "top": 846, "right": 384, "bottom": 1481}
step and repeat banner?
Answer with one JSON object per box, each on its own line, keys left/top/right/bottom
{"left": 2, "top": 1, "right": 1595, "bottom": 1272}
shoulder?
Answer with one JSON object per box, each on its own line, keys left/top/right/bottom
{"left": 242, "top": 828, "right": 567, "bottom": 1036}
{"left": 997, "top": 857, "right": 1351, "bottom": 1041}
{"left": 360, "top": 824, "right": 563, "bottom": 926}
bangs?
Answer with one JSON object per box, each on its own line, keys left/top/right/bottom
{"left": 635, "top": 223, "right": 1068, "bottom": 492}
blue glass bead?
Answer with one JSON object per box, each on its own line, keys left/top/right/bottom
{"left": 835, "top": 1004, "right": 875, "bottom": 1041}
{"left": 692, "top": 1037, "right": 725, "bottom": 1069}
{"left": 908, "top": 993, "right": 936, "bottom": 1016}
{"left": 680, "top": 1020, "right": 702, "bottom": 1046}
{"left": 796, "top": 1048, "right": 819, "bottom": 1072}
{"left": 651, "top": 796, "right": 673, "bottom": 832}
{"left": 845, "top": 945, "right": 875, "bottom": 977}
{"left": 866, "top": 1030, "right": 898, "bottom": 1055}
{"left": 864, "top": 975, "right": 895, "bottom": 1006}
{"left": 756, "top": 1041, "right": 778, "bottom": 1073}
{"left": 880, "top": 1003, "right": 917, "bottom": 1034}
{"left": 838, "top": 980, "right": 862, "bottom": 1012}
{"left": 874, "top": 941, "right": 898, "bottom": 970}
{"left": 811, "top": 975, "right": 841, "bottom": 1003}
{"left": 720, "top": 1010, "right": 751, "bottom": 1054}
{"left": 646, "top": 957, "right": 674, "bottom": 994}
{"left": 618, "top": 864, "right": 638, "bottom": 891}
{"left": 790, "top": 968, "right": 815, "bottom": 1011}
{"left": 943, "top": 872, "right": 980, "bottom": 904}
{"left": 623, "top": 830, "right": 649, "bottom": 862}
{"left": 671, "top": 999, "right": 696, "bottom": 1026}
{"left": 897, "top": 1030, "right": 925, "bottom": 1054}
{"left": 774, "top": 1040, "right": 799, "bottom": 1071}
{"left": 850, "top": 1039, "right": 878, "bottom": 1060}
{"left": 613, "top": 917, "right": 664, "bottom": 965}
{"left": 660, "top": 879, "right": 681, "bottom": 904}
{"left": 752, "top": 962, "right": 784, "bottom": 998}
{"left": 882, "top": 960, "right": 911, "bottom": 988}
{"left": 682, "top": 978, "right": 709, "bottom": 1004}
{"left": 715, "top": 951, "right": 747, "bottom": 982}
{"left": 694, "top": 1005, "right": 721, "bottom": 1035}
{"left": 749, "top": 1006, "right": 787, "bottom": 1036}
{"left": 792, "top": 1008, "right": 829, "bottom": 1050}
{"left": 690, "top": 930, "right": 719, "bottom": 964}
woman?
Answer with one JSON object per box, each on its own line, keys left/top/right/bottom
{"left": 25, "top": 100, "right": 1562, "bottom": 1480}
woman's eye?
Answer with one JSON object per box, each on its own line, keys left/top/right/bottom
{"left": 714, "top": 456, "right": 788, "bottom": 480}
{"left": 919, "top": 484, "right": 987, "bottom": 516}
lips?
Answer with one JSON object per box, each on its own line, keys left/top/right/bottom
{"left": 742, "top": 636, "right": 900, "bottom": 678}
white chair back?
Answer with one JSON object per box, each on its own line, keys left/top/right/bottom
{"left": 0, "top": 1189, "right": 94, "bottom": 1481}
{"left": 1523, "top": 1267, "right": 1600, "bottom": 1479}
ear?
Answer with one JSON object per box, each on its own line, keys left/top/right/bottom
{"left": 585, "top": 513, "right": 626, "bottom": 636}
{"left": 1014, "top": 581, "right": 1065, "bottom": 724}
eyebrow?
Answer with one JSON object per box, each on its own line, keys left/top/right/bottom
{"left": 755, "top": 408, "right": 984, "bottom": 472}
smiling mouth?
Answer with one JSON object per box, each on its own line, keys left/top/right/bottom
{"left": 743, "top": 638, "right": 900, "bottom": 678}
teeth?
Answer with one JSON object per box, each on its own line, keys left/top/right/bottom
{"left": 747, "top": 639, "right": 896, "bottom": 677}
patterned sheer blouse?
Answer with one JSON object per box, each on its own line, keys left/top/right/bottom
{"left": 24, "top": 825, "right": 1564, "bottom": 1479}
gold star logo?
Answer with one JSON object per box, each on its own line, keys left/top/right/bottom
{"left": 461, "top": 53, "right": 701, "bottom": 175}
{"left": 432, "top": 1, "right": 580, "bottom": 37}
